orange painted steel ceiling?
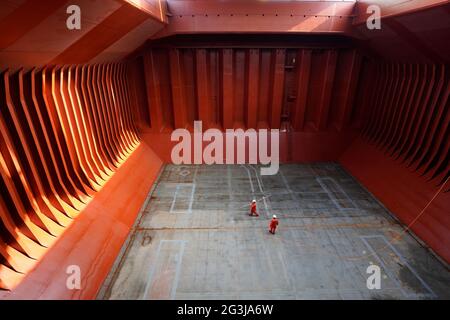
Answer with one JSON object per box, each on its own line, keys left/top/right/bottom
{"left": 0, "top": 0, "right": 449, "bottom": 70}
{"left": 0, "top": 0, "right": 167, "bottom": 70}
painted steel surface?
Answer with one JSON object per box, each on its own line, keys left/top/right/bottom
{"left": 0, "top": 63, "right": 143, "bottom": 291}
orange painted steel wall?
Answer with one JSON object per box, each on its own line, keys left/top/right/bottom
{"left": 341, "top": 62, "right": 450, "bottom": 263}
{"left": 132, "top": 46, "right": 365, "bottom": 133}
{"left": 0, "top": 63, "right": 140, "bottom": 290}
{"left": 361, "top": 63, "right": 449, "bottom": 188}
{"left": 126, "top": 44, "right": 364, "bottom": 163}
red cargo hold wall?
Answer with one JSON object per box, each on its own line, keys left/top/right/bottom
{"left": 129, "top": 39, "right": 365, "bottom": 162}
{"left": 135, "top": 46, "right": 364, "bottom": 132}
{"left": 341, "top": 62, "right": 449, "bottom": 263}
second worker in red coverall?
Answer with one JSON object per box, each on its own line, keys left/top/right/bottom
{"left": 269, "top": 215, "right": 279, "bottom": 234}
{"left": 249, "top": 199, "right": 259, "bottom": 216}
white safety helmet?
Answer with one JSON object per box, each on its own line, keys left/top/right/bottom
{"left": 252, "top": 199, "right": 256, "bottom": 203}
{"left": 273, "top": 215, "right": 277, "bottom": 219}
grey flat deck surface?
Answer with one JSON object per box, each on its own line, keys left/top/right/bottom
{"left": 98, "top": 164, "right": 450, "bottom": 300}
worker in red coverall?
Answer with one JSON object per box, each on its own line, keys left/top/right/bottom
{"left": 249, "top": 199, "right": 259, "bottom": 217}
{"left": 269, "top": 215, "right": 279, "bottom": 234}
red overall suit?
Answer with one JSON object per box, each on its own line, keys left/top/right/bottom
{"left": 250, "top": 202, "right": 259, "bottom": 216}
{"left": 269, "top": 218, "right": 279, "bottom": 234}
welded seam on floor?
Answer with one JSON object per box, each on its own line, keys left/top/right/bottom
{"left": 279, "top": 168, "right": 295, "bottom": 197}
{"left": 141, "top": 239, "right": 187, "bottom": 300}
{"left": 169, "top": 167, "right": 196, "bottom": 214}
{"left": 248, "top": 164, "right": 271, "bottom": 218}
{"left": 316, "top": 176, "right": 358, "bottom": 211}
{"left": 240, "top": 164, "right": 255, "bottom": 193}
{"left": 169, "top": 185, "right": 180, "bottom": 213}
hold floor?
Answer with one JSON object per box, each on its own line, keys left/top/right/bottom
{"left": 98, "top": 164, "right": 450, "bottom": 300}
